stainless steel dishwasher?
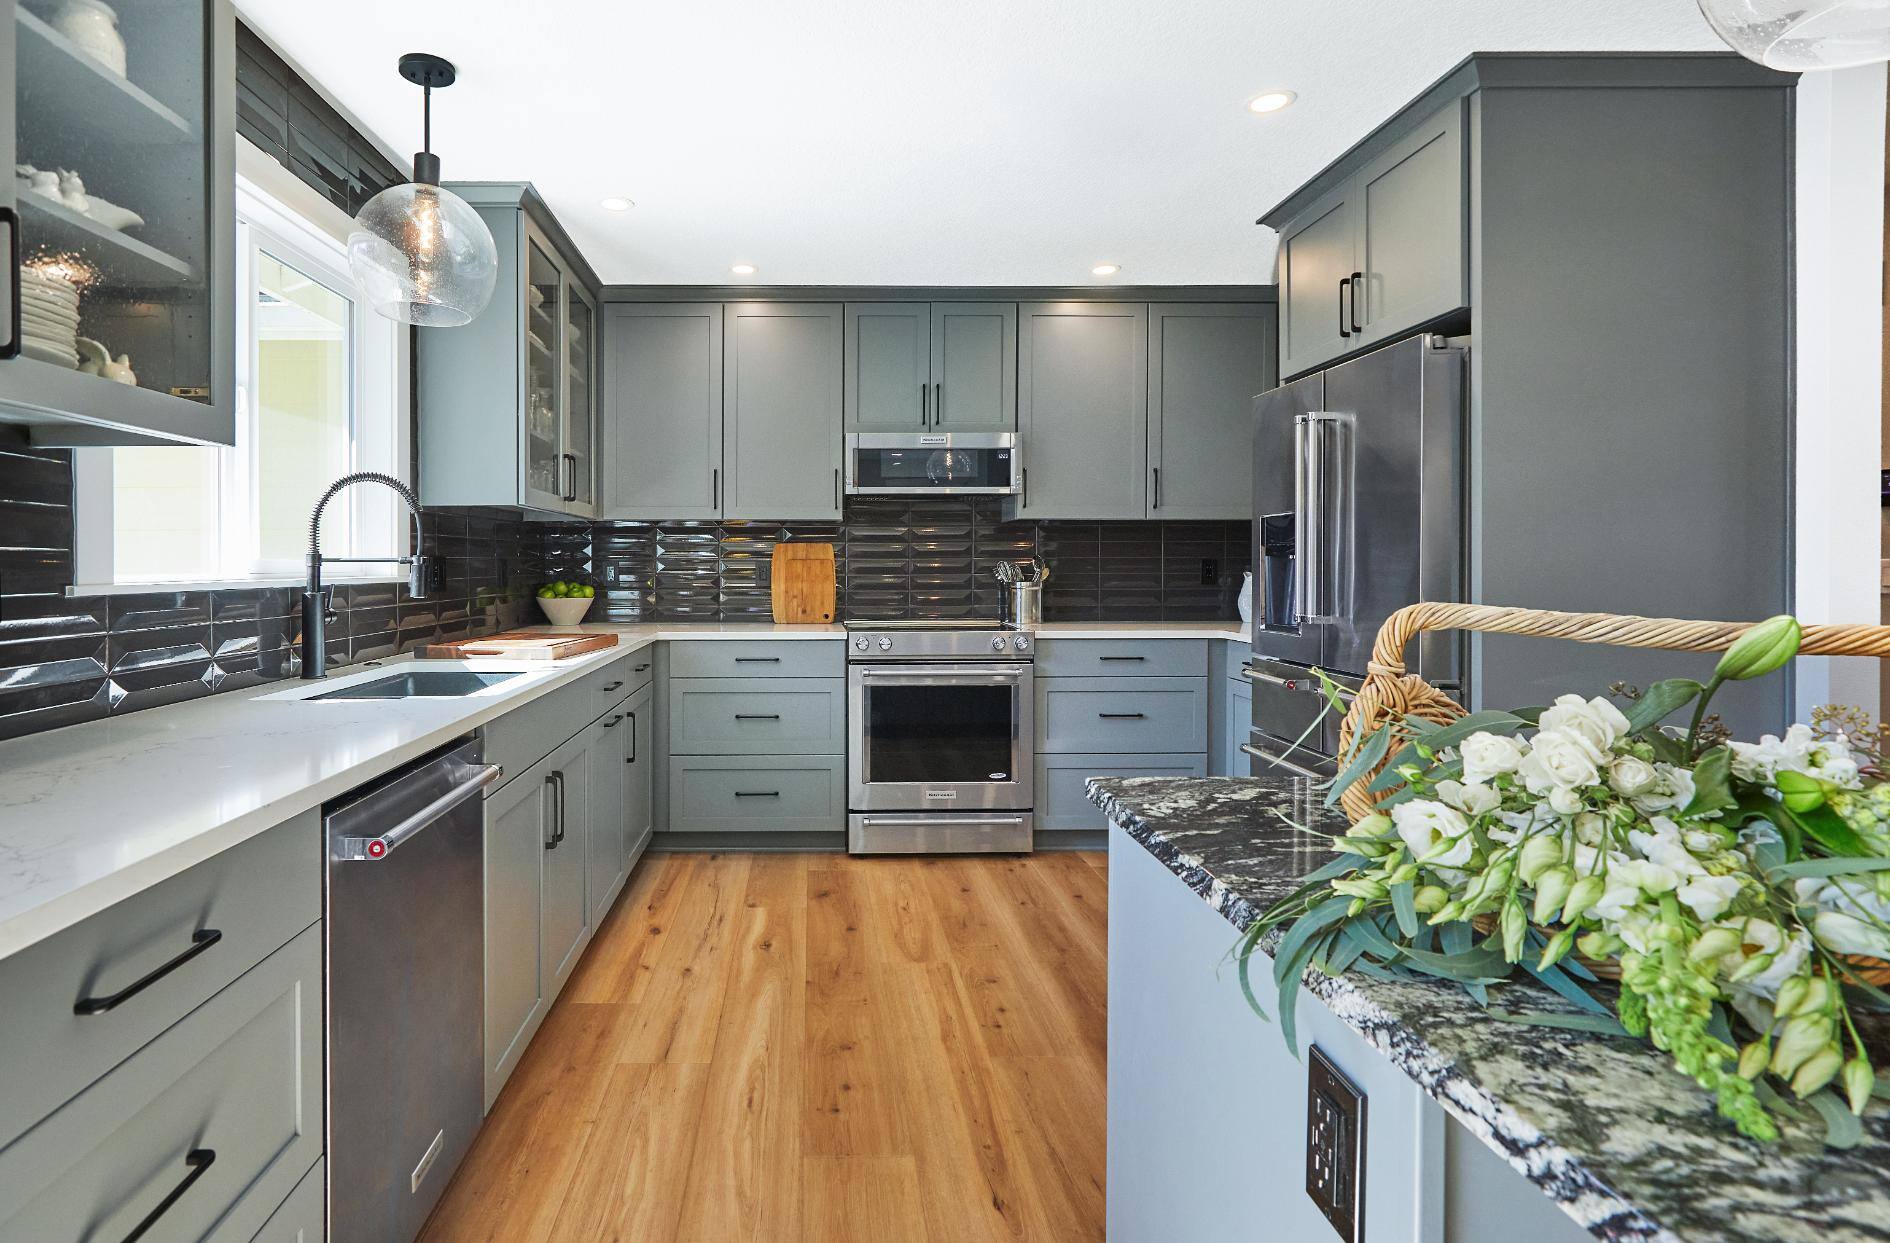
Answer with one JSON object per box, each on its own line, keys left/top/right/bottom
{"left": 325, "top": 735, "right": 498, "bottom": 1243}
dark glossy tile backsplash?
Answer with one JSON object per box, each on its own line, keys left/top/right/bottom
{"left": 549, "top": 499, "right": 1250, "bottom": 624}
{"left": 0, "top": 439, "right": 540, "bottom": 743}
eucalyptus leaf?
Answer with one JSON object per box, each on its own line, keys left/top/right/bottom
{"left": 1235, "top": 935, "right": 1269, "bottom": 1021}
{"left": 1276, "top": 935, "right": 1323, "bottom": 1057}
{"left": 1523, "top": 962, "right": 1610, "bottom": 1016}
{"left": 1328, "top": 727, "right": 1393, "bottom": 807}
{"left": 1808, "top": 1089, "right": 1864, "bottom": 1149}
{"left": 1272, "top": 897, "right": 1355, "bottom": 991}
{"left": 1440, "top": 922, "right": 1473, "bottom": 956}
{"left": 1323, "top": 932, "right": 1368, "bottom": 977}
{"left": 1367, "top": 712, "right": 1527, "bottom": 793}
{"left": 1623, "top": 678, "right": 1703, "bottom": 733}
{"left": 1345, "top": 917, "right": 1406, "bottom": 963}
{"left": 1400, "top": 943, "right": 1511, "bottom": 981}
{"left": 1769, "top": 856, "right": 1890, "bottom": 880}
{"left": 1464, "top": 981, "right": 1490, "bottom": 1006}
{"left": 1390, "top": 881, "right": 1420, "bottom": 939}
{"left": 1488, "top": 1009, "right": 1632, "bottom": 1037}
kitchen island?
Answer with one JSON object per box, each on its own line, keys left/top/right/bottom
{"left": 1090, "top": 775, "right": 1890, "bottom": 1243}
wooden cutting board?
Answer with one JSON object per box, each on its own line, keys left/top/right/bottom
{"left": 771, "top": 542, "right": 836, "bottom": 623}
{"left": 420, "top": 630, "right": 619, "bottom": 660}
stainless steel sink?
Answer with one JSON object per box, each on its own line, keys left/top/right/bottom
{"left": 304, "top": 670, "right": 524, "bottom": 701}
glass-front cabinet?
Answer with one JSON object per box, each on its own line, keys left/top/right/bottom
{"left": 417, "top": 183, "right": 597, "bottom": 517}
{"left": 0, "top": 0, "right": 234, "bottom": 445}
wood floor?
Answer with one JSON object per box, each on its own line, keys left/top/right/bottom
{"left": 418, "top": 850, "right": 1109, "bottom": 1243}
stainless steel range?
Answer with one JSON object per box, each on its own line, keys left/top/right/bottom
{"left": 845, "top": 619, "right": 1034, "bottom": 854}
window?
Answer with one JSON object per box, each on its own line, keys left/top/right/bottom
{"left": 75, "top": 140, "right": 408, "bottom": 589}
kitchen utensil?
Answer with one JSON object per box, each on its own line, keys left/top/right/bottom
{"left": 1005, "top": 582, "right": 1043, "bottom": 627}
{"left": 47, "top": 0, "right": 127, "bottom": 75}
{"left": 419, "top": 629, "right": 617, "bottom": 660}
{"left": 771, "top": 541, "right": 837, "bottom": 623}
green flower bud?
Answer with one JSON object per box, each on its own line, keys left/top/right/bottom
{"left": 1347, "top": 897, "right": 1367, "bottom": 917}
{"left": 1790, "top": 977, "right": 1832, "bottom": 1018}
{"left": 1771, "top": 1015, "right": 1832, "bottom": 1079}
{"left": 1500, "top": 899, "right": 1527, "bottom": 963}
{"left": 1790, "top": 1047, "right": 1845, "bottom": 1098}
{"left": 1565, "top": 875, "right": 1606, "bottom": 921}
{"left": 1518, "top": 836, "right": 1563, "bottom": 886}
{"left": 1687, "top": 927, "right": 1743, "bottom": 965}
{"left": 1413, "top": 884, "right": 1449, "bottom": 914}
{"left": 1333, "top": 877, "right": 1388, "bottom": 901}
{"left": 1386, "top": 862, "right": 1419, "bottom": 886}
{"left": 1713, "top": 615, "right": 1801, "bottom": 682}
{"left": 1331, "top": 838, "right": 1386, "bottom": 858}
{"left": 1845, "top": 1056, "right": 1875, "bottom": 1115}
{"left": 1774, "top": 977, "right": 1810, "bottom": 1018}
{"left": 1348, "top": 812, "right": 1394, "bottom": 839}
{"left": 1427, "top": 900, "right": 1466, "bottom": 926}
{"left": 1578, "top": 931, "right": 1619, "bottom": 959}
{"left": 1537, "top": 927, "right": 1576, "bottom": 971}
{"left": 1728, "top": 952, "right": 1775, "bottom": 984}
{"left": 1737, "top": 1040, "right": 1771, "bottom": 1081}
{"left": 1532, "top": 867, "right": 1574, "bottom": 925}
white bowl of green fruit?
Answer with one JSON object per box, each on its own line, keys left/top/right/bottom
{"left": 536, "top": 580, "right": 595, "bottom": 626}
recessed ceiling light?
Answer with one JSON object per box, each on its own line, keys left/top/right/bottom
{"left": 599, "top": 196, "right": 635, "bottom": 211}
{"left": 1247, "top": 90, "right": 1297, "bottom": 115}
{"left": 731, "top": 263, "right": 757, "bottom": 277}
{"left": 1091, "top": 263, "right": 1120, "bottom": 277}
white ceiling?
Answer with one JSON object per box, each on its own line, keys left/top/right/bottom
{"left": 236, "top": 0, "right": 1724, "bottom": 286}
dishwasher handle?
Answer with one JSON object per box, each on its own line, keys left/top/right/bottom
{"left": 333, "top": 763, "right": 502, "bottom": 861}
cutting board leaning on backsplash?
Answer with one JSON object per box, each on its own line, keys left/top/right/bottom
{"left": 771, "top": 542, "right": 836, "bottom": 623}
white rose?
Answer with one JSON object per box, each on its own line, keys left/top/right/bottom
{"left": 1547, "top": 785, "right": 1583, "bottom": 816}
{"left": 1631, "top": 763, "right": 1695, "bottom": 815}
{"left": 1518, "top": 730, "right": 1603, "bottom": 793}
{"left": 1677, "top": 874, "right": 1742, "bottom": 922}
{"left": 1459, "top": 732, "right": 1525, "bottom": 785}
{"left": 1435, "top": 779, "right": 1501, "bottom": 816}
{"left": 1627, "top": 816, "right": 1707, "bottom": 878}
{"left": 1539, "top": 694, "right": 1631, "bottom": 756}
{"left": 1607, "top": 755, "right": 1657, "bottom": 797}
{"left": 1610, "top": 857, "right": 1681, "bottom": 896}
{"left": 1813, "top": 911, "right": 1890, "bottom": 958}
{"left": 1574, "top": 812, "right": 1608, "bottom": 846}
{"left": 1390, "top": 799, "right": 1475, "bottom": 868}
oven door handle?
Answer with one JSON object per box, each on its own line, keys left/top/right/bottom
{"left": 856, "top": 814, "right": 1031, "bottom": 828}
{"left": 855, "top": 664, "right": 1031, "bottom": 683}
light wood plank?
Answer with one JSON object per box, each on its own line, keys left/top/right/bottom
{"left": 545, "top": 1061, "right": 711, "bottom": 1243}
{"left": 614, "top": 853, "right": 752, "bottom": 1063}
{"left": 804, "top": 867, "right": 913, "bottom": 1156}
{"left": 802, "top": 1155, "right": 928, "bottom": 1243}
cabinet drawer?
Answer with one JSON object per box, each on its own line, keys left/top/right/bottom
{"left": 253, "top": 1156, "right": 323, "bottom": 1243}
{"left": 483, "top": 676, "right": 591, "bottom": 788}
{"left": 0, "top": 811, "right": 320, "bottom": 1150}
{"left": 590, "top": 649, "right": 655, "bottom": 718}
{"left": 1037, "top": 677, "right": 1209, "bottom": 754}
{"left": 668, "top": 678, "right": 845, "bottom": 754}
{"left": 1037, "top": 753, "right": 1208, "bottom": 830}
{"left": 0, "top": 925, "right": 324, "bottom": 1243}
{"left": 667, "top": 756, "right": 845, "bottom": 833}
{"left": 667, "top": 640, "right": 844, "bottom": 680}
{"left": 1035, "top": 639, "right": 1208, "bottom": 678}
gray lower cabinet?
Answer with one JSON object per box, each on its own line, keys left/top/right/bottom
{"left": 667, "top": 754, "right": 847, "bottom": 833}
{"left": 668, "top": 677, "right": 846, "bottom": 754}
{"left": 668, "top": 640, "right": 844, "bottom": 680}
{"left": 252, "top": 1156, "right": 323, "bottom": 1243}
{"left": 1221, "top": 677, "right": 1254, "bottom": 776}
{"left": 541, "top": 729, "right": 593, "bottom": 996}
{"left": 602, "top": 302, "right": 723, "bottom": 519}
{"left": 846, "top": 301, "right": 1018, "bottom": 433}
{"left": 587, "top": 680, "right": 654, "bottom": 928}
{"left": 626, "top": 685, "right": 656, "bottom": 865}
{"left": 1016, "top": 302, "right": 1149, "bottom": 519}
{"left": 0, "top": 809, "right": 320, "bottom": 1152}
{"left": 1147, "top": 304, "right": 1276, "bottom": 519}
{"left": 1037, "top": 677, "right": 1210, "bottom": 754}
{"left": 0, "top": 924, "right": 324, "bottom": 1243}
{"left": 724, "top": 302, "right": 844, "bottom": 519}
{"left": 1037, "top": 752, "right": 1208, "bottom": 830}
{"left": 1035, "top": 638, "right": 1208, "bottom": 679}
{"left": 483, "top": 759, "right": 550, "bottom": 1107}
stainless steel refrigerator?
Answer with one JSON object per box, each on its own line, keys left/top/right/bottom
{"left": 1246, "top": 334, "right": 1467, "bottom": 777}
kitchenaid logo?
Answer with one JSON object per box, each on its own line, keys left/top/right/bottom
{"left": 924, "top": 789, "right": 958, "bottom": 800}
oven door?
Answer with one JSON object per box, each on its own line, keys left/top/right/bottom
{"left": 848, "top": 663, "right": 1033, "bottom": 811}
{"left": 845, "top": 432, "right": 1020, "bottom": 495}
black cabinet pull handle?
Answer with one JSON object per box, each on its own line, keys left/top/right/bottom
{"left": 1350, "top": 270, "right": 1363, "bottom": 334}
{"left": 735, "top": 790, "right": 781, "bottom": 798}
{"left": 1338, "top": 277, "right": 1351, "bottom": 339}
{"left": 544, "top": 774, "right": 561, "bottom": 849}
{"left": 1099, "top": 712, "right": 1148, "bottom": 719}
{"left": 920, "top": 381, "right": 928, "bottom": 427}
{"left": 603, "top": 713, "right": 625, "bottom": 728}
{"left": 626, "top": 711, "right": 638, "bottom": 763}
{"left": 602, "top": 680, "right": 623, "bottom": 692}
{"left": 733, "top": 656, "right": 781, "bottom": 663}
{"left": 562, "top": 452, "right": 578, "bottom": 502}
{"left": 711, "top": 467, "right": 719, "bottom": 511}
{"left": 75, "top": 929, "right": 222, "bottom": 1015}
{"left": 634, "top": 663, "right": 651, "bottom": 672}
{"left": 734, "top": 713, "right": 781, "bottom": 720}
{"left": 556, "top": 771, "right": 568, "bottom": 844}
{"left": 934, "top": 381, "right": 943, "bottom": 426}
{"left": 1098, "top": 655, "right": 1146, "bottom": 662}
{"left": 1151, "top": 465, "right": 1160, "bottom": 510}
{"left": 0, "top": 206, "right": 19, "bottom": 360}
{"left": 120, "top": 1148, "right": 216, "bottom": 1243}
{"left": 1021, "top": 466, "right": 1029, "bottom": 508}
{"left": 834, "top": 466, "right": 840, "bottom": 510}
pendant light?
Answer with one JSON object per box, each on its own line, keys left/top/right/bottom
{"left": 1697, "top": 0, "right": 1890, "bottom": 70}
{"left": 348, "top": 53, "right": 498, "bottom": 327}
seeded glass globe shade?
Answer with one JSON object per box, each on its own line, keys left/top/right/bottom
{"left": 349, "top": 181, "right": 497, "bottom": 327}
{"left": 1698, "top": 0, "right": 1890, "bottom": 69}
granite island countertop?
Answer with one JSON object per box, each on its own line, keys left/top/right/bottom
{"left": 1087, "top": 775, "right": 1890, "bottom": 1243}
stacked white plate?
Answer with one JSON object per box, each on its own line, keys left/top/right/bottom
{"left": 20, "top": 267, "right": 80, "bottom": 368}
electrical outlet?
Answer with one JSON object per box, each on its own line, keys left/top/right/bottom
{"left": 1200, "top": 557, "right": 1218, "bottom": 585}
{"left": 427, "top": 559, "right": 445, "bottom": 592}
{"left": 1306, "top": 1045, "right": 1366, "bottom": 1242}
{"left": 603, "top": 563, "right": 620, "bottom": 586}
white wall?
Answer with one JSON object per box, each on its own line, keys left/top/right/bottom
{"left": 1793, "top": 64, "right": 1886, "bottom": 721}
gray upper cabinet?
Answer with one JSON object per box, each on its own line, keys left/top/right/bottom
{"left": 931, "top": 302, "right": 1015, "bottom": 432}
{"left": 0, "top": 0, "right": 236, "bottom": 446}
{"left": 1272, "top": 97, "right": 1468, "bottom": 378}
{"left": 1354, "top": 98, "right": 1467, "bottom": 346}
{"left": 845, "top": 301, "right": 1015, "bottom": 432}
{"left": 601, "top": 302, "right": 723, "bottom": 519}
{"left": 1146, "top": 303, "right": 1276, "bottom": 520}
{"left": 845, "top": 302, "right": 929, "bottom": 431}
{"left": 419, "top": 183, "right": 599, "bottom": 517}
{"left": 724, "top": 302, "right": 843, "bottom": 519}
{"left": 1016, "top": 301, "right": 1148, "bottom": 520}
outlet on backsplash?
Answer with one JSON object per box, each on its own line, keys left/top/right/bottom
{"left": 1201, "top": 557, "right": 1218, "bottom": 585}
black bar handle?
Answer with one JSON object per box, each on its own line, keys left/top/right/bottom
{"left": 734, "top": 713, "right": 781, "bottom": 720}
{"left": 626, "top": 711, "right": 638, "bottom": 763}
{"left": 544, "top": 774, "right": 560, "bottom": 849}
{"left": 1098, "top": 712, "right": 1148, "bottom": 719}
{"left": 634, "top": 663, "right": 651, "bottom": 672}
{"left": 1151, "top": 466, "right": 1160, "bottom": 510}
{"left": 920, "top": 381, "right": 928, "bottom": 427}
{"left": 735, "top": 790, "right": 781, "bottom": 798}
{"left": 1021, "top": 466, "right": 1029, "bottom": 509}
{"left": 1338, "top": 277, "right": 1351, "bottom": 339}
{"left": 711, "top": 467, "right": 719, "bottom": 510}
{"left": 602, "top": 713, "right": 625, "bottom": 728}
{"left": 935, "top": 381, "right": 943, "bottom": 426}
{"left": 1350, "top": 270, "right": 1363, "bottom": 333}
{"left": 120, "top": 1149, "right": 216, "bottom": 1243}
{"left": 834, "top": 466, "right": 840, "bottom": 510}
{"left": 601, "top": 680, "right": 623, "bottom": 692}
{"left": 0, "top": 206, "right": 18, "bottom": 360}
{"left": 75, "top": 929, "right": 222, "bottom": 1015}
{"left": 733, "top": 656, "right": 781, "bottom": 664}
{"left": 562, "top": 453, "right": 578, "bottom": 502}
{"left": 1099, "top": 655, "right": 1146, "bottom": 662}
{"left": 555, "top": 770, "right": 567, "bottom": 843}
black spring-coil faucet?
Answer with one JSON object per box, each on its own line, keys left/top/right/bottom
{"left": 300, "top": 472, "right": 430, "bottom": 679}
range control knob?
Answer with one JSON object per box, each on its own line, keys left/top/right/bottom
{"left": 1012, "top": 635, "right": 1030, "bottom": 651}
{"left": 990, "top": 636, "right": 1005, "bottom": 652}
{"left": 877, "top": 636, "right": 893, "bottom": 651}
{"left": 852, "top": 636, "right": 869, "bottom": 652}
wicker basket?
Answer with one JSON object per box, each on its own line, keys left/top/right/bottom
{"left": 1333, "top": 602, "right": 1890, "bottom": 986}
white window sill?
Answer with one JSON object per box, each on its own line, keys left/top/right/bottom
{"left": 67, "top": 574, "right": 406, "bottom": 597}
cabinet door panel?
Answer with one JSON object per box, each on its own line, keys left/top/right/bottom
{"left": 587, "top": 710, "right": 632, "bottom": 927}
{"left": 564, "top": 282, "right": 598, "bottom": 514}
{"left": 602, "top": 303, "right": 723, "bottom": 519}
{"left": 846, "top": 303, "right": 929, "bottom": 431}
{"left": 1357, "top": 98, "right": 1467, "bottom": 346}
{"left": 1016, "top": 302, "right": 1147, "bottom": 519}
{"left": 522, "top": 229, "right": 567, "bottom": 510}
{"left": 1147, "top": 303, "right": 1276, "bottom": 519}
{"left": 542, "top": 732, "right": 592, "bottom": 996}
{"left": 1277, "top": 184, "right": 1356, "bottom": 379}
{"left": 725, "top": 302, "right": 843, "bottom": 519}
{"left": 625, "top": 685, "right": 655, "bottom": 870}
{"left": 484, "top": 760, "right": 547, "bottom": 1104}
{"left": 932, "top": 302, "right": 1016, "bottom": 432}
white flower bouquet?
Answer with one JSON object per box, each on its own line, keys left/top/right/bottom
{"left": 1240, "top": 615, "right": 1890, "bottom": 1145}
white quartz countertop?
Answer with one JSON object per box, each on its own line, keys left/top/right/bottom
{"left": 0, "top": 618, "right": 1239, "bottom": 959}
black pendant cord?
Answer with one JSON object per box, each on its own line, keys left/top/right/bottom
{"left": 398, "top": 52, "right": 455, "bottom": 186}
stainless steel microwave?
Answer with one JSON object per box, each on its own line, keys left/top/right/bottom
{"left": 844, "top": 432, "right": 1021, "bottom": 496}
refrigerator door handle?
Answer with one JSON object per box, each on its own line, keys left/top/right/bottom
{"left": 1298, "top": 412, "right": 1347, "bottom": 625}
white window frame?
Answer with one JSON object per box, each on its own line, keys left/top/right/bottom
{"left": 72, "top": 138, "right": 411, "bottom": 592}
